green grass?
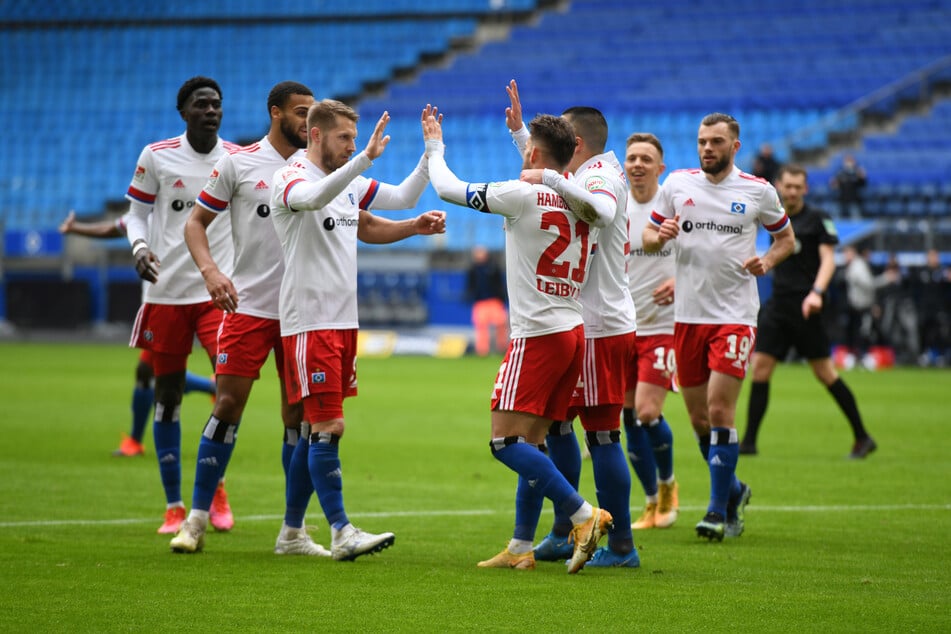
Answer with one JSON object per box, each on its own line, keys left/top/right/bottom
{"left": 0, "top": 342, "right": 948, "bottom": 632}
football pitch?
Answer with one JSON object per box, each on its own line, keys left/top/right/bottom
{"left": 0, "top": 341, "right": 948, "bottom": 632}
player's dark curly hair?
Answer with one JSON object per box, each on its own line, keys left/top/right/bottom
{"left": 176, "top": 76, "right": 222, "bottom": 112}
{"left": 528, "top": 114, "right": 577, "bottom": 168}
{"left": 267, "top": 81, "right": 313, "bottom": 113}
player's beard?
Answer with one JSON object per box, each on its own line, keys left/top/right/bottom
{"left": 280, "top": 119, "right": 307, "bottom": 149}
{"left": 701, "top": 154, "right": 730, "bottom": 176}
{"left": 320, "top": 142, "right": 347, "bottom": 172}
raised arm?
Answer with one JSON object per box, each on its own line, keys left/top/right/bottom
{"left": 422, "top": 106, "right": 470, "bottom": 206}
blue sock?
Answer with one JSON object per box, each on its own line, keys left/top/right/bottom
{"left": 309, "top": 432, "right": 348, "bottom": 530}
{"left": 645, "top": 415, "right": 675, "bottom": 481}
{"left": 708, "top": 427, "right": 739, "bottom": 517}
{"left": 183, "top": 371, "right": 215, "bottom": 395}
{"left": 491, "top": 438, "right": 584, "bottom": 519}
{"left": 130, "top": 385, "right": 153, "bottom": 442}
{"left": 587, "top": 430, "right": 632, "bottom": 543}
{"left": 514, "top": 471, "right": 545, "bottom": 542}
{"left": 153, "top": 402, "right": 182, "bottom": 504}
{"left": 281, "top": 426, "right": 300, "bottom": 483}
{"left": 624, "top": 415, "right": 658, "bottom": 497}
{"left": 190, "top": 416, "right": 239, "bottom": 511}
{"left": 545, "top": 421, "right": 581, "bottom": 535}
{"left": 285, "top": 430, "right": 313, "bottom": 529}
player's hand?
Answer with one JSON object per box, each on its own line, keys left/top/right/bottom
{"left": 365, "top": 111, "right": 391, "bottom": 161}
{"left": 801, "top": 291, "right": 822, "bottom": 319}
{"left": 743, "top": 256, "right": 770, "bottom": 277}
{"left": 415, "top": 210, "right": 446, "bottom": 235}
{"left": 505, "top": 79, "right": 523, "bottom": 132}
{"left": 59, "top": 210, "right": 76, "bottom": 234}
{"left": 421, "top": 105, "right": 443, "bottom": 143}
{"left": 652, "top": 277, "right": 675, "bottom": 306}
{"left": 135, "top": 250, "right": 161, "bottom": 283}
{"left": 657, "top": 214, "right": 680, "bottom": 243}
{"left": 519, "top": 168, "right": 544, "bottom": 184}
{"left": 205, "top": 271, "right": 239, "bottom": 313}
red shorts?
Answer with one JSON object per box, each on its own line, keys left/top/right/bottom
{"left": 215, "top": 313, "right": 284, "bottom": 380}
{"left": 283, "top": 330, "right": 358, "bottom": 421}
{"left": 570, "top": 332, "right": 637, "bottom": 408}
{"left": 491, "top": 325, "right": 584, "bottom": 420}
{"left": 129, "top": 301, "right": 223, "bottom": 374}
{"left": 674, "top": 323, "right": 757, "bottom": 388}
{"left": 625, "top": 333, "right": 676, "bottom": 391}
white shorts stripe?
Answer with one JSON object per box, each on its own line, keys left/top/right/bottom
{"left": 294, "top": 333, "right": 310, "bottom": 399}
{"left": 583, "top": 339, "right": 598, "bottom": 405}
{"left": 500, "top": 338, "right": 525, "bottom": 410}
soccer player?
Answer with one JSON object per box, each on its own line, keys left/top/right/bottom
{"left": 124, "top": 76, "right": 238, "bottom": 534}
{"left": 642, "top": 113, "right": 795, "bottom": 541}
{"left": 58, "top": 211, "right": 216, "bottom": 457}
{"left": 506, "top": 81, "right": 639, "bottom": 568}
{"left": 270, "top": 99, "right": 444, "bottom": 561}
{"left": 171, "top": 82, "right": 329, "bottom": 555}
{"left": 622, "top": 133, "right": 680, "bottom": 530}
{"left": 740, "top": 164, "right": 876, "bottom": 459}
{"left": 425, "top": 105, "right": 614, "bottom": 573}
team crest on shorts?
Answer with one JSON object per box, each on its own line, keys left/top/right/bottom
{"left": 144, "top": 330, "right": 153, "bottom": 342}
{"left": 217, "top": 353, "right": 228, "bottom": 364}
{"left": 311, "top": 371, "right": 326, "bottom": 384}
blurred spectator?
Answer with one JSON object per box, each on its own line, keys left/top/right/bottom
{"left": 829, "top": 155, "right": 867, "bottom": 219}
{"left": 751, "top": 143, "right": 781, "bottom": 184}
{"left": 842, "top": 245, "right": 880, "bottom": 356}
{"left": 913, "top": 249, "right": 951, "bottom": 365}
{"left": 875, "top": 254, "right": 918, "bottom": 364}
{"left": 466, "top": 245, "right": 508, "bottom": 356}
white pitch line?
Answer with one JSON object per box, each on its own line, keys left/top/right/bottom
{"left": 0, "top": 504, "right": 948, "bottom": 529}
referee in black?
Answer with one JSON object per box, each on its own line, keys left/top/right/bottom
{"left": 740, "top": 164, "right": 876, "bottom": 459}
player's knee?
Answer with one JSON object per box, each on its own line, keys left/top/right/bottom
{"left": 153, "top": 372, "right": 185, "bottom": 408}
{"left": 634, "top": 401, "right": 662, "bottom": 425}
{"left": 135, "top": 360, "right": 154, "bottom": 389}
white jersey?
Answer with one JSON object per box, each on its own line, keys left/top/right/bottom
{"left": 473, "top": 179, "right": 591, "bottom": 338}
{"left": 628, "top": 188, "right": 675, "bottom": 336}
{"left": 572, "top": 152, "right": 636, "bottom": 338}
{"left": 649, "top": 166, "right": 789, "bottom": 326}
{"left": 196, "top": 136, "right": 301, "bottom": 319}
{"left": 270, "top": 156, "right": 379, "bottom": 335}
{"left": 126, "top": 133, "right": 237, "bottom": 305}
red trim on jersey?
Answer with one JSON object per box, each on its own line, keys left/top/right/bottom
{"left": 359, "top": 179, "right": 380, "bottom": 208}
{"left": 148, "top": 138, "right": 181, "bottom": 151}
{"left": 198, "top": 190, "right": 228, "bottom": 212}
{"left": 672, "top": 168, "right": 702, "bottom": 174}
{"left": 764, "top": 214, "right": 790, "bottom": 233}
{"left": 590, "top": 188, "right": 617, "bottom": 202}
{"left": 127, "top": 186, "right": 156, "bottom": 204}
{"left": 738, "top": 171, "right": 768, "bottom": 184}
{"left": 230, "top": 142, "right": 259, "bottom": 155}
{"left": 283, "top": 178, "right": 306, "bottom": 209}
{"left": 223, "top": 141, "right": 242, "bottom": 152}
{"left": 649, "top": 210, "right": 667, "bottom": 226}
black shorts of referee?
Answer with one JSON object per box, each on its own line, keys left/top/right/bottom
{"left": 755, "top": 294, "right": 832, "bottom": 361}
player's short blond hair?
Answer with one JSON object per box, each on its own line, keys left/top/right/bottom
{"left": 307, "top": 99, "right": 358, "bottom": 131}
